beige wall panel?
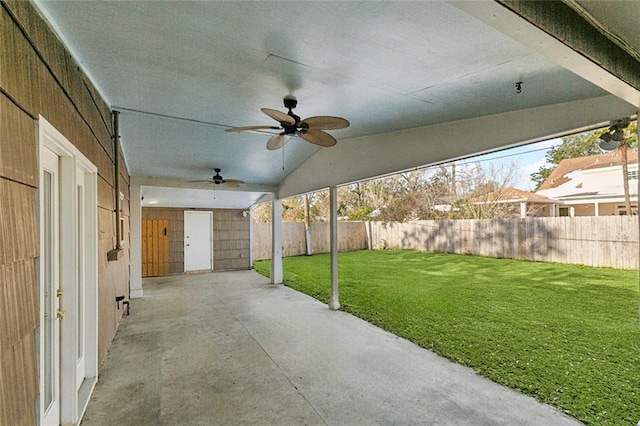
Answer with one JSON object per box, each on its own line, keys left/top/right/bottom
{"left": 0, "top": 180, "right": 39, "bottom": 265}
{"left": 213, "top": 210, "right": 239, "bottom": 221}
{"left": 0, "top": 332, "right": 38, "bottom": 426}
{"left": 97, "top": 147, "right": 115, "bottom": 188}
{"left": 0, "top": 11, "right": 40, "bottom": 114}
{"left": 0, "top": 260, "right": 38, "bottom": 356}
{"left": 98, "top": 176, "right": 115, "bottom": 211}
{"left": 123, "top": 197, "right": 130, "bottom": 217}
{"left": 4, "top": 1, "right": 113, "bottom": 150}
{"left": 216, "top": 239, "right": 250, "bottom": 251}
{"left": 118, "top": 172, "right": 130, "bottom": 200}
{"left": 2, "top": 2, "right": 131, "bottom": 421}
{"left": 119, "top": 150, "right": 130, "bottom": 183}
{"left": 214, "top": 219, "right": 249, "bottom": 232}
{"left": 97, "top": 250, "right": 130, "bottom": 366}
{"left": 0, "top": 97, "right": 37, "bottom": 186}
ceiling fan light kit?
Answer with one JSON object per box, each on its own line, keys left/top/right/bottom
{"left": 227, "top": 97, "right": 350, "bottom": 150}
{"left": 598, "top": 117, "right": 631, "bottom": 151}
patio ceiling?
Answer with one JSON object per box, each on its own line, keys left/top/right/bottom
{"left": 33, "top": 0, "right": 640, "bottom": 209}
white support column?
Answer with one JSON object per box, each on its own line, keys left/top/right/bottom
{"left": 594, "top": 202, "right": 600, "bottom": 217}
{"left": 519, "top": 201, "right": 527, "bottom": 218}
{"left": 129, "top": 179, "right": 143, "bottom": 298}
{"left": 328, "top": 186, "right": 340, "bottom": 310}
{"left": 248, "top": 209, "right": 254, "bottom": 267}
{"left": 271, "top": 199, "right": 283, "bottom": 284}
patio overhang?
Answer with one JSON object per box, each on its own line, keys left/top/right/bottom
{"left": 32, "top": 0, "right": 640, "bottom": 208}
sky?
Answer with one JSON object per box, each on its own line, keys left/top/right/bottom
{"left": 456, "top": 137, "right": 561, "bottom": 192}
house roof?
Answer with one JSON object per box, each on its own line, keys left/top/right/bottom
{"left": 538, "top": 150, "right": 639, "bottom": 191}
{"left": 475, "top": 187, "right": 555, "bottom": 204}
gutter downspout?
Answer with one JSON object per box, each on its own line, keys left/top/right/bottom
{"left": 107, "top": 110, "right": 124, "bottom": 262}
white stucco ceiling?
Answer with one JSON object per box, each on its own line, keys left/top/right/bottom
{"left": 33, "top": 0, "right": 639, "bottom": 208}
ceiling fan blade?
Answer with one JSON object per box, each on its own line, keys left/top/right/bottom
{"left": 187, "top": 179, "right": 215, "bottom": 183}
{"left": 261, "top": 108, "right": 296, "bottom": 125}
{"left": 300, "top": 116, "right": 350, "bottom": 130}
{"left": 224, "top": 179, "right": 244, "bottom": 188}
{"left": 226, "top": 125, "right": 280, "bottom": 132}
{"left": 267, "top": 134, "right": 290, "bottom": 150}
{"left": 299, "top": 130, "right": 337, "bottom": 147}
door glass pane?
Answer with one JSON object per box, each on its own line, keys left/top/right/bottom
{"left": 77, "top": 185, "right": 84, "bottom": 362}
{"left": 43, "top": 170, "right": 54, "bottom": 410}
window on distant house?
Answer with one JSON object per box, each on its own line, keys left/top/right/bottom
{"left": 559, "top": 207, "right": 569, "bottom": 217}
{"left": 616, "top": 204, "right": 638, "bottom": 216}
{"left": 627, "top": 170, "right": 638, "bottom": 180}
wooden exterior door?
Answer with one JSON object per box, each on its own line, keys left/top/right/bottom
{"left": 142, "top": 219, "right": 169, "bottom": 277}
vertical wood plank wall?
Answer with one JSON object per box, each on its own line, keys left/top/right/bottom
{"left": 142, "top": 208, "right": 250, "bottom": 273}
{"left": 0, "top": 1, "right": 130, "bottom": 423}
{"left": 142, "top": 219, "right": 169, "bottom": 277}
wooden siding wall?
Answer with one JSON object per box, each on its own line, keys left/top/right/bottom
{"left": 368, "top": 217, "right": 639, "bottom": 270}
{"left": 142, "top": 208, "right": 251, "bottom": 273}
{"left": 252, "top": 222, "right": 368, "bottom": 261}
{"left": 0, "top": 1, "right": 130, "bottom": 424}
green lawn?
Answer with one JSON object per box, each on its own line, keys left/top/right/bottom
{"left": 253, "top": 250, "right": 640, "bottom": 425}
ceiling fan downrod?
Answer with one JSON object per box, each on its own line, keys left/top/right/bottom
{"left": 283, "top": 97, "right": 301, "bottom": 132}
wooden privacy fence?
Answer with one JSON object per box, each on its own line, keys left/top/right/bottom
{"left": 252, "top": 221, "right": 368, "bottom": 260}
{"left": 368, "top": 216, "right": 639, "bottom": 270}
{"left": 252, "top": 217, "right": 638, "bottom": 269}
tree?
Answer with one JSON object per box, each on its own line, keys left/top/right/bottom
{"left": 451, "top": 161, "right": 530, "bottom": 219}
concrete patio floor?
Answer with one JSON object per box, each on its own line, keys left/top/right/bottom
{"left": 81, "top": 270, "right": 580, "bottom": 425}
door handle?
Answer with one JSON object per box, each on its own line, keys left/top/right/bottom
{"left": 56, "top": 310, "right": 66, "bottom": 319}
{"left": 186, "top": 244, "right": 190, "bottom": 247}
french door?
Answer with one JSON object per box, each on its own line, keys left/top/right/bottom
{"left": 41, "top": 147, "right": 61, "bottom": 425}
{"left": 39, "top": 117, "right": 98, "bottom": 425}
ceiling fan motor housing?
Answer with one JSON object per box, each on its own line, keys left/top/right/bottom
{"left": 283, "top": 96, "right": 297, "bottom": 110}
{"left": 283, "top": 97, "right": 301, "bottom": 132}
{"left": 213, "top": 168, "right": 225, "bottom": 184}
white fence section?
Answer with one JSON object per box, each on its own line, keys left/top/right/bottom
{"left": 368, "top": 216, "right": 638, "bottom": 270}
{"left": 252, "top": 217, "right": 639, "bottom": 270}
{"left": 252, "top": 221, "right": 368, "bottom": 261}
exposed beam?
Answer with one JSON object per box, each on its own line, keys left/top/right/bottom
{"left": 279, "top": 95, "right": 635, "bottom": 198}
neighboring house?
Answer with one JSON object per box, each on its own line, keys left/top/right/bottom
{"left": 535, "top": 150, "right": 638, "bottom": 216}
{"left": 472, "top": 187, "right": 558, "bottom": 218}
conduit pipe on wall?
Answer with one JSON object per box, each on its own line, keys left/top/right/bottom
{"left": 107, "top": 110, "right": 124, "bottom": 261}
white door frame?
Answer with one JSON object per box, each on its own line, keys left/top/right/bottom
{"left": 39, "top": 117, "right": 98, "bottom": 425}
{"left": 184, "top": 211, "right": 213, "bottom": 272}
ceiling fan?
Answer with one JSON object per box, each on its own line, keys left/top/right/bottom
{"left": 226, "top": 96, "right": 350, "bottom": 150}
{"left": 188, "top": 168, "right": 244, "bottom": 188}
